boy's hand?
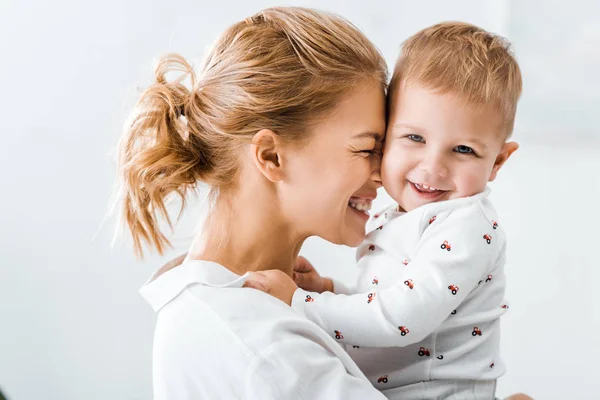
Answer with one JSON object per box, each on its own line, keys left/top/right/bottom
{"left": 293, "top": 256, "right": 333, "bottom": 293}
{"left": 243, "top": 270, "right": 298, "bottom": 306}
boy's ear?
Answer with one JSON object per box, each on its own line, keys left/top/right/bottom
{"left": 489, "top": 142, "right": 519, "bottom": 182}
{"left": 251, "top": 129, "right": 285, "bottom": 182}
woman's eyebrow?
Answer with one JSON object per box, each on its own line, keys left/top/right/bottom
{"left": 352, "top": 131, "right": 384, "bottom": 141}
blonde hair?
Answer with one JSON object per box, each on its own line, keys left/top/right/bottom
{"left": 117, "top": 7, "right": 387, "bottom": 257}
{"left": 389, "top": 21, "right": 522, "bottom": 136}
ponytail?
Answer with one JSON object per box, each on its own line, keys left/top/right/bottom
{"left": 118, "top": 54, "right": 208, "bottom": 257}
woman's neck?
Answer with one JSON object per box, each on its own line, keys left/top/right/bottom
{"left": 187, "top": 190, "right": 304, "bottom": 277}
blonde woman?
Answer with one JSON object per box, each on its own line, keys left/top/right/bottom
{"left": 118, "top": 7, "right": 388, "bottom": 399}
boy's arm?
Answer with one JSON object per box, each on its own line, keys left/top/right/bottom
{"left": 293, "top": 256, "right": 357, "bottom": 295}
{"left": 291, "top": 206, "right": 500, "bottom": 347}
{"left": 329, "top": 278, "right": 356, "bottom": 295}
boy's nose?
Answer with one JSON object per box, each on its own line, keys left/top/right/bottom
{"left": 419, "top": 153, "right": 449, "bottom": 179}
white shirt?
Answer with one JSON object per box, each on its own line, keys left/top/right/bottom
{"left": 140, "top": 260, "right": 386, "bottom": 400}
{"left": 292, "top": 188, "right": 508, "bottom": 395}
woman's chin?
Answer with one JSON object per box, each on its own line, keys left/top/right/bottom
{"left": 345, "top": 235, "right": 365, "bottom": 247}
{"left": 319, "top": 227, "right": 365, "bottom": 248}
{"left": 341, "top": 225, "right": 366, "bottom": 247}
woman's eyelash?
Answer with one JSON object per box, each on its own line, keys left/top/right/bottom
{"left": 355, "top": 148, "right": 383, "bottom": 157}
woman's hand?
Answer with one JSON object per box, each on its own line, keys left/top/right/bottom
{"left": 293, "top": 256, "right": 333, "bottom": 293}
{"left": 243, "top": 269, "right": 298, "bottom": 306}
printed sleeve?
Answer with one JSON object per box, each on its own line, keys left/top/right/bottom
{"left": 330, "top": 278, "right": 356, "bottom": 295}
{"left": 291, "top": 204, "right": 500, "bottom": 347}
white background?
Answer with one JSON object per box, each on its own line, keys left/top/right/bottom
{"left": 1, "top": 0, "right": 599, "bottom": 399}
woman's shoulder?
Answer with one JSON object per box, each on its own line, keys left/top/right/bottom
{"left": 146, "top": 262, "right": 380, "bottom": 399}
{"left": 184, "top": 284, "right": 332, "bottom": 348}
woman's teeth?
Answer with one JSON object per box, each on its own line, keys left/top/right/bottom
{"left": 349, "top": 199, "right": 372, "bottom": 212}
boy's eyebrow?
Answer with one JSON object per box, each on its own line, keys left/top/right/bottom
{"left": 466, "top": 137, "right": 487, "bottom": 146}
{"left": 392, "top": 122, "right": 424, "bottom": 132}
{"left": 465, "top": 138, "right": 489, "bottom": 150}
{"left": 352, "top": 131, "right": 384, "bottom": 141}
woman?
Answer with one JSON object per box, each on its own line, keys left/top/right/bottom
{"left": 118, "top": 7, "right": 387, "bottom": 399}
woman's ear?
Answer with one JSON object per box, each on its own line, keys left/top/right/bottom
{"left": 251, "top": 129, "right": 285, "bottom": 182}
{"left": 489, "top": 141, "right": 519, "bottom": 182}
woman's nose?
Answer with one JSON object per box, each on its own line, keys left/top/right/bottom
{"left": 370, "top": 154, "right": 383, "bottom": 188}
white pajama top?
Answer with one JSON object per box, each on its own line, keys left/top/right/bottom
{"left": 292, "top": 188, "right": 509, "bottom": 394}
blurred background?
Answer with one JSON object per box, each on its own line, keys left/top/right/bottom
{"left": 1, "top": 0, "right": 599, "bottom": 399}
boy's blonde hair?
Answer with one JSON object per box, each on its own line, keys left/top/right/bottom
{"left": 389, "top": 21, "right": 522, "bottom": 136}
{"left": 117, "top": 7, "right": 387, "bottom": 257}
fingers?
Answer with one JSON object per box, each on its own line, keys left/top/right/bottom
{"left": 293, "top": 270, "right": 306, "bottom": 287}
{"left": 294, "top": 256, "right": 314, "bottom": 272}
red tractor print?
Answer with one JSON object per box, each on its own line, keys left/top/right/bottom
{"left": 402, "top": 259, "right": 409, "bottom": 266}
{"left": 485, "top": 274, "right": 493, "bottom": 283}
{"left": 492, "top": 220, "right": 498, "bottom": 229}
{"left": 372, "top": 276, "right": 379, "bottom": 285}
{"left": 404, "top": 279, "right": 414, "bottom": 289}
{"left": 489, "top": 362, "right": 495, "bottom": 369}
{"left": 367, "top": 293, "right": 376, "bottom": 303}
{"left": 376, "top": 225, "right": 383, "bottom": 231}
{"left": 369, "top": 244, "right": 376, "bottom": 251}
{"left": 472, "top": 327, "right": 482, "bottom": 336}
{"left": 441, "top": 240, "right": 452, "bottom": 251}
{"left": 418, "top": 347, "right": 431, "bottom": 357}
{"left": 377, "top": 375, "right": 389, "bottom": 384}
{"left": 305, "top": 295, "right": 314, "bottom": 303}
{"left": 398, "top": 326, "right": 410, "bottom": 336}
{"left": 448, "top": 284, "right": 459, "bottom": 295}
{"left": 483, "top": 234, "right": 492, "bottom": 244}
{"left": 501, "top": 304, "right": 509, "bottom": 310}
{"left": 429, "top": 215, "right": 437, "bottom": 224}
{"left": 334, "top": 330, "right": 344, "bottom": 340}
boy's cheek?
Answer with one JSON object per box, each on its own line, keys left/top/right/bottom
{"left": 382, "top": 144, "right": 407, "bottom": 170}
{"left": 380, "top": 154, "right": 404, "bottom": 188}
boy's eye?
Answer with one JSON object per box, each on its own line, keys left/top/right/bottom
{"left": 455, "top": 145, "right": 475, "bottom": 155}
{"left": 407, "top": 134, "right": 425, "bottom": 143}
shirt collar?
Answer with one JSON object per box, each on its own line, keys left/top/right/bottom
{"left": 140, "top": 260, "right": 249, "bottom": 312}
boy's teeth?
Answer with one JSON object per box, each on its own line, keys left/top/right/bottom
{"left": 416, "top": 183, "right": 438, "bottom": 192}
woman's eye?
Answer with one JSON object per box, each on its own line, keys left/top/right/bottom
{"left": 407, "top": 134, "right": 425, "bottom": 143}
{"left": 455, "top": 145, "right": 475, "bottom": 155}
{"left": 360, "top": 149, "right": 380, "bottom": 156}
